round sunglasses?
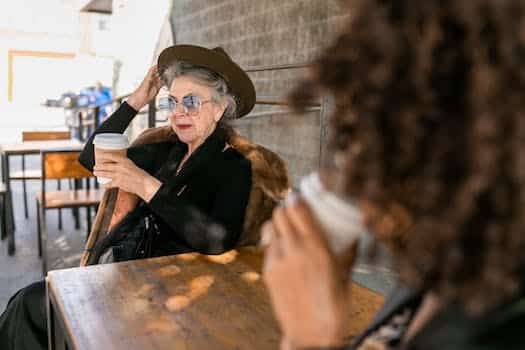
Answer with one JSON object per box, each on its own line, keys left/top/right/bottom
{"left": 158, "top": 94, "right": 212, "bottom": 116}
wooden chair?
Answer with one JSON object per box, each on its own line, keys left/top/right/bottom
{"left": 37, "top": 149, "right": 104, "bottom": 274}
{"left": 10, "top": 131, "right": 71, "bottom": 219}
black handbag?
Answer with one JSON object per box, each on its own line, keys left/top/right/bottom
{"left": 89, "top": 206, "right": 161, "bottom": 264}
{"left": 135, "top": 214, "right": 160, "bottom": 258}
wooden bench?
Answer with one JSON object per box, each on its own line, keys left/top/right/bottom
{"left": 46, "top": 248, "right": 384, "bottom": 350}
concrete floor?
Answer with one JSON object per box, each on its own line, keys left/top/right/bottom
{"left": 0, "top": 155, "right": 89, "bottom": 310}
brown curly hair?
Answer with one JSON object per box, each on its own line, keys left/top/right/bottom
{"left": 289, "top": 0, "right": 525, "bottom": 313}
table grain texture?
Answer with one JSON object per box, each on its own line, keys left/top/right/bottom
{"left": 47, "top": 248, "right": 384, "bottom": 350}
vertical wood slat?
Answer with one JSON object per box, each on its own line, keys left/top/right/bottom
{"left": 319, "top": 94, "right": 336, "bottom": 168}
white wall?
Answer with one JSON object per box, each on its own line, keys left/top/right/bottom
{"left": 107, "top": 0, "right": 173, "bottom": 97}
{"left": 0, "top": 0, "right": 114, "bottom": 105}
{"left": 0, "top": 0, "right": 173, "bottom": 140}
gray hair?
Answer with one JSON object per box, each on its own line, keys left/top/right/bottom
{"left": 161, "top": 61, "right": 238, "bottom": 120}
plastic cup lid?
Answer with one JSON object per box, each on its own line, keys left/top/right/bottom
{"left": 93, "top": 133, "right": 129, "bottom": 149}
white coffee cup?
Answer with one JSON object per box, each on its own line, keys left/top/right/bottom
{"left": 298, "top": 172, "right": 365, "bottom": 257}
{"left": 93, "top": 133, "right": 129, "bottom": 184}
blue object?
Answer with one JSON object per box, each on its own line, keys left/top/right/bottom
{"left": 78, "top": 86, "right": 113, "bottom": 124}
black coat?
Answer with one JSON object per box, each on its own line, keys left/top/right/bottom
{"left": 78, "top": 102, "right": 252, "bottom": 258}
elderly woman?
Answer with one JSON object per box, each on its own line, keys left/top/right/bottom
{"left": 263, "top": 1, "right": 525, "bottom": 349}
{"left": 79, "top": 45, "right": 256, "bottom": 262}
{"left": 0, "top": 45, "right": 261, "bottom": 350}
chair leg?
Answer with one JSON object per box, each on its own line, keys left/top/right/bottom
{"left": 0, "top": 194, "right": 6, "bottom": 240}
{"left": 73, "top": 208, "right": 80, "bottom": 229}
{"left": 6, "top": 188, "right": 15, "bottom": 255}
{"left": 4, "top": 154, "right": 15, "bottom": 233}
{"left": 36, "top": 200, "right": 42, "bottom": 257}
{"left": 39, "top": 203, "right": 47, "bottom": 275}
{"left": 58, "top": 209, "right": 62, "bottom": 230}
{"left": 22, "top": 178, "right": 29, "bottom": 219}
{"left": 86, "top": 206, "right": 92, "bottom": 240}
{"left": 73, "top": 179, "right": 80, "bottom": 229}
{"left": 22, "top": 155, "right": 28, "bottom": 219}
{"left": 69, "top": 179, "right": 79, "bottom": 223}
{"left": 57, "top": 180, "right": 62, "bottom": 230}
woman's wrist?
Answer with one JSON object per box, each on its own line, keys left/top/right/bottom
{"left": 126, "top": 92, "right": 149, "bottom": 111}
{"left": 140, "top": 176, "right": 162, "bottom": 203}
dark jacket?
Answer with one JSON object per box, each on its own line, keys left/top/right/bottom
{"left": 351, "top": 286, "right": 525, "bottom": 350}
{"left": 78, "top": 102, "right": 252, "bottom": 258}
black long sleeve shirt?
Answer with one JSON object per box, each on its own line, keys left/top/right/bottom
{"left": 79, "top": 102, "right": 252, "bottom": 257}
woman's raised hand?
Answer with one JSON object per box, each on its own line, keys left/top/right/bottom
{"left": 93, "top": 152, "right": 162, "bottom": 203}
{"left": 262, "top": 199, "right": 357, "bottom": 350}
{"left": 127, "top": 65, "right": 163, "bottom": 111}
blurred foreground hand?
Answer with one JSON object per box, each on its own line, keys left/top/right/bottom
{"left": 262, "top": 199, "right": 357, "bottom": 350}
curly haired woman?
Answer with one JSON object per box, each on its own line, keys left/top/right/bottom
{"left": 263, "top": 1, "right": 525, "bottom": 349}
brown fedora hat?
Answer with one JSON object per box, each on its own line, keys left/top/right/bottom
{"left": 158, "top": 44, "right": 256, "bottom": 118}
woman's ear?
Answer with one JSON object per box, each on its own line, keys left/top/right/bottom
{"left": 213, "top": 102, "right": 227, "bottom": 122}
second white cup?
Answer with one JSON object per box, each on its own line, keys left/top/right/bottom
{"left": 298, "top": 172, "right": 365, "bottom": 257}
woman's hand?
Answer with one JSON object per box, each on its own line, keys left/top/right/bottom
{"left": 127, "top": 65, "right": 163, "bottom": 111}
{"left": 262, "top": 199, "right": 356, "bottom": 350}
{"left": 93, "top": 152, "right": 162, "bottom": 202}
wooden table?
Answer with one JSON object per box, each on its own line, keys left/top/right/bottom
{"left": 46, "top": 249, "right": 384, "bottom": 350}
{"left": 0, "top": 138, "right": 83, "bottom": 254}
